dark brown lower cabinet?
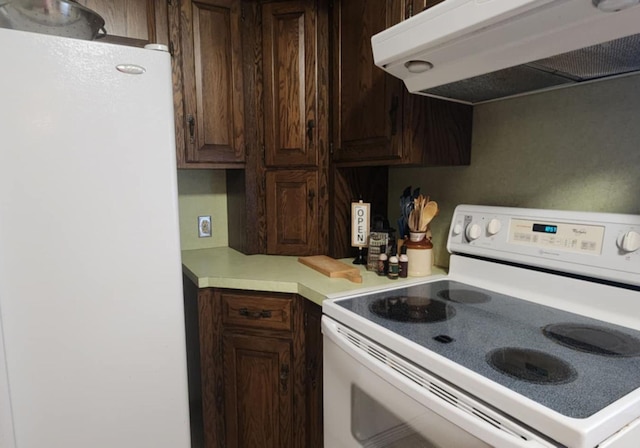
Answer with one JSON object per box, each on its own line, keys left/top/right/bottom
{"left": 184, "top": 283, "right": 323, "bottom": 448}
{"left": 223, "top": 333, "right": 293, "bottom": 447}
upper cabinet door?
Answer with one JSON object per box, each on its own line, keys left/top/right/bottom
{"left": 179, "top": 0, "right": 245, "bottom": 165}
{"left": 262, "top": 1, "right": 318, "bottom": 168}
{"left": 78, "top": 0, "right": 168, "bottom": 46}
{"left": 331, "top": 0, "right": 405, "bottom": 164}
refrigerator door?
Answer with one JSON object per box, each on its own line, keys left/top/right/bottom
{"left": 0, "top": 315, "right": 16, "bottom": 448}
{"left": 0, "top": 29, "right": 190, "bottom": 448}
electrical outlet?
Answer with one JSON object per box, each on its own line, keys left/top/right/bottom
{"left": 198, "top": 215, "right": 212, "bottom": 238}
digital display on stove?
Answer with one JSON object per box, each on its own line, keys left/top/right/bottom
{"left": 532, "top": 223, "right": 558, "bottom": 234}
{"left": 509, "top": 219, "right": 605, "bottom": 255}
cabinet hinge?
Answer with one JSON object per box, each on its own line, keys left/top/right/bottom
{"left": 241, "top": 4, "right": 246, "bottom": 21}
{"left": 168, "top": 41, "right": 175, "bottom": 56}
{"left": 304, "top": 311, "right": 308, "bottom": 328}
{"left": 261, "top": 144, "right": 266, "bottom": 165}
{"left": 408, "top": 3, "right": 414, "bottom": 19}
{"left": 329, "top": 142, "right": 334, "bottom": 155}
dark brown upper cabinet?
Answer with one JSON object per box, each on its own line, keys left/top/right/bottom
{"left": 262, "top": 0, "right": 318, "bottom": 168}
{"left": 176, "top": 0, "right": 246, "bottom": 167}
{"left": 259, "top": 0, "right": 328, "bottom": 256}
{"left": 331, "top": 0, "right": 406, "bottom": 165}
{"left": 331, "top": 0, "right": 472, "bottom": 167}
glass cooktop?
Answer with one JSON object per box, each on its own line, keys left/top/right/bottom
{"left": 334, "top": 279, "right": 640, "bottom": 418}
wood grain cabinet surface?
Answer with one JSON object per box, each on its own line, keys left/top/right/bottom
{"left": 174, "top": 0, "right": 246, "bottom": 167}
{"left": 261, "top": 0, "right": 326, "bottom": 256}
{"left": 331, "top": 0, "right": 472, "bottom": 166}
{"left": 185, "top": 286, "right": 323, "bottom": 448}
{"left": 266, "top": 170, "right": 319, "bottom": 255}
{"left": 331, "top": 0, "right": 405, "bottom": 164}
{"left": 406, "top": 0, "right": 446, "bottom": 17}
{"left": 78, "top": 0, "right": 168, "bottom": 46}
{"left": 262, "top": 0, "right": 319, "bottom": 168}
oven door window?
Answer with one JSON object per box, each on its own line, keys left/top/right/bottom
{"left": 351, "top": 384, "right": 486, "bottom": 447}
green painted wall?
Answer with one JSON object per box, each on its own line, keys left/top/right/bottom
{"left": 388, "top": 74, "right": 640, "bottom": 268}
{"left": 177, "top": 170, "right": 228, "bottom": 250}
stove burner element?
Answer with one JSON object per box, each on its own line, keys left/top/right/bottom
{"left": 543, "top": 323, "right": 640, "bottom": 357}
{"left": 369, "top": 296, "right": 455, "bottom": 323}
{"left": 437, "top": 288, "right": 491, "bottom": 304}
{"left": 487, "top": 348, "right": 577, "bottom": 384}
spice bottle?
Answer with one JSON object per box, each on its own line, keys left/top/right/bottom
{"left": 399, "top": 247, "right": 409, "bottom": 278}
{"left": 377, "top": 245, "right": 388, "bottom": 276}
{"left": 387, "top": 256, "right": 399, "bottom": 280}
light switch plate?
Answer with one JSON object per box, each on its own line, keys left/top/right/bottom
{"left": 198, "top": 215, "right": 212, "bottom": 238}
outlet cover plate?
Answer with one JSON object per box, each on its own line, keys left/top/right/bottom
{"left": 198, "top": 215, "right": 212, "bottom": 238}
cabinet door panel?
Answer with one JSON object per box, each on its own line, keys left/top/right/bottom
{"left": 263, "top": 1, "right": 317, "bottom": 167}
{"left": 223, "top": 333, "right": 293, "bottom": 448}
{"left": 182, "top": 0, "right": 245, "bottom": 164}
{"left": 332, "top": 0, "right": 404, "bottom": 163}
{"left": 266, "top": 170, "right": 318, "bottom": 255}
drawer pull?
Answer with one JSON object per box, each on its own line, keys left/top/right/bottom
{"left": 238, "top": 308, "right": 272, "bottom": 319}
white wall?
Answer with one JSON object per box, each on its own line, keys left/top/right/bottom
{"left": 389, "top": 74, "right": 640, "bottom": 267}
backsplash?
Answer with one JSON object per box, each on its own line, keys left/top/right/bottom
{"left": 389, "top": 73, "right": 640, "bottom": 268}
{"left": 177, "top": 170, "right": 228, "bottom": 250}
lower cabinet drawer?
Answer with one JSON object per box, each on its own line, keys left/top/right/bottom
{"left": 220, "top": 291, "right": 293, "bottom": 331}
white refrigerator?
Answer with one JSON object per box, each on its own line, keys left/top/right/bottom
{"left": 0, "top": 28, "right": 191, "bottom": 448}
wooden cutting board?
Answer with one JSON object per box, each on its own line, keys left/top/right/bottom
{"left": 298, "top": 255, "right": 363, "bottom": 283}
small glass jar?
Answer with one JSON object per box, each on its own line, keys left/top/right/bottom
{"left": 387, "top": 256, "right": 399, "bottom": 280}
{"left": 404, "top": 232, "right": 433, "bottom": 277}
{"left": 399, "top": 253, "right": 409, "bottom": 278}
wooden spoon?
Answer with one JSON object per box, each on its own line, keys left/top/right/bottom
{"left": 420, "top": 201, "right": 439, "bottom": 231}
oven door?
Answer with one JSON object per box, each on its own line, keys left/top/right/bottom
{"left": 322, "top": 316, "right": 558, "bottom": 448}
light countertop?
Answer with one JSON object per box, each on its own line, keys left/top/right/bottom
{"left": 181, "top": 247, "right": 447, "bottom": 306}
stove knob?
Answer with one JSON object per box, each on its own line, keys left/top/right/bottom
{"left": 452, "top": 223, "right": 463, "bottom": 236}
{"left": 618, "top": 231, "right": 640, "bottom": 253}
{"left": 487, "top": 218, "right": 502, "bottom": 235}
{"left": 466, "top": 223, "right": 482, "bottom": 241}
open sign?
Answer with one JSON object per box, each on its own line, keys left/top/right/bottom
{"left": 351, "top": 201, "right": 370, "bottom": 248}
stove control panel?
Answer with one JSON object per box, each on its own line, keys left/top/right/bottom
{"left": 448, "top": 205, "right": 640, "bottom": 286}
{"left": 508, "top": 218, "right": 605, "bottom": 255}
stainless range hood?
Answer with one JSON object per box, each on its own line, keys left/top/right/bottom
{"left": 371, "top": 0, "right": 640, "bottom": 105}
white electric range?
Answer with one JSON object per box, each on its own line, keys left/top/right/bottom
{"left": 322, "top": 205, "right": 640, "bottom": 448}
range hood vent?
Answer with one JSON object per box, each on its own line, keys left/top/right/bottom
{"left": 422, "top": 34, "right": 640, "bottom": 104}
{"left": 372, "top": 0, "right": 640, "bottom": 105}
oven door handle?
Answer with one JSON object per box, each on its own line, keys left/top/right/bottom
{"left": 322, "top": 317, "right": 556, "bottom": 448}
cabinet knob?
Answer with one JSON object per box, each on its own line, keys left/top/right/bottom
{"left": 307, "top": 119, "right": 315, "bottom": 144}
{"left": 308, "top": 189, "right": 316, "bottom": 212}
{"left": 238, "top": 308, "right": 272, "bottom": 319}
{"left": 187, "top": 114, "right": 195, "bottom": 143}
